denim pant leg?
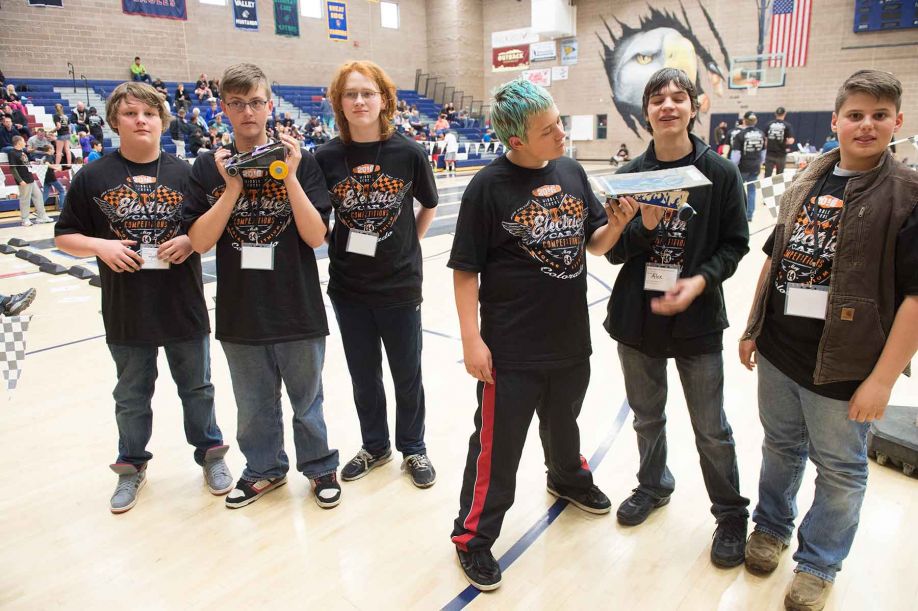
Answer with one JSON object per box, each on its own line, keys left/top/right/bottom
{"left": 163, "top": 336, "right": 223, "bottom": 466}
{"left": 273, "top": 337, "right": 339, "bottom": 479}
{"left": 331, "top": 299, "right": 390, "bottom": 455}
{"left": 675, "top": 352, "right": 749, "bottom": 520}
{"left": 108, "top": 344, "right": 159, "bottom": 466}
{"left": 376, "top": 304, "right": 426, "bottom": 456}
{"left": 617, "top": 343, "right": 674, "bottom": 499}
{"left": 753, "top": 355, "right": 811, "bottom": 543}
{"left": 537, "top": 361, "right": 594, "bottom": 491}
{"left": 743, "top": 172, "right": 758, "bottom": 220}
{"left": 221, "top": 341, "right": 288, "bottom": 480}
{"left": 794, "top": 385, "right": 869, "bottom": 582}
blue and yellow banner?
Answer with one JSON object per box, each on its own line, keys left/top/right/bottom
{"left": 122, "top": 0, "right": 186, "bottom": 20}
{"left": 274, "top": 0, "right": 299, "bottom": 37}
{"left": 327, "top": 1, "right": 348, "bottom": 41}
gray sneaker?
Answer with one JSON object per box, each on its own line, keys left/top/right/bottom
{"left": 402, "top": 453, "right": 437, "bottom": 488}
{"left": 110, "top": 463, "right": 146, "bottom": 514}
{"left": 202, "top": 445, "right": 233, "bottom": 495}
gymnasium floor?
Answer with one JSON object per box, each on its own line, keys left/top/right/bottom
{"left": 0, "top": 165, "right": 915, "bottom": 610}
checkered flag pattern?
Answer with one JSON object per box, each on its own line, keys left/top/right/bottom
{"left": 750, "top": 169, "right": 797, "bottom": 218}
{"left": 0, "top": 315, "right": 31, "bottom": 391}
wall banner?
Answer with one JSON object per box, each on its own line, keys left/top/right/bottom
{"left": 122, "top": 0, "right": 187, "bottom": 20}
{"left": 233, "top": 0, "right": 258, "bottom": 30}
{"left": 274, "top": 0, "right": 299, "bottom": 36}
{"left": 492, "top": 45, "right": 530, "bottom": 72}
{"left": 327, "top": 1, "right": 348, "bottom": 40}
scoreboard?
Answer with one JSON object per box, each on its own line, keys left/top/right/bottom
{"left": 854, "top": 0, "right": 918, "bottom": 32}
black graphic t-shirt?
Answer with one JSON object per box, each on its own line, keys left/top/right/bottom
{"left": 183, "top": 144, "right": 332, "bottom": 344}
{"left": 637, "top": 152, "right": 722, "bottom": 358}
{"left": 448, "top": 155, "right": 607, "bottom": 369}
{"left": 54, "top": 113, "right": 70, "bottom": 135}
{"left": 758, "top": 166, "right": 858, "bottom": 399}
{"left": 733, "top": 126, "right": 766, "bottom": 174}
{"left": 314, "top": 133, "right": 438, "bottom": 307}
{"left": 55, "top": 152, "right": 209, "bottom": 346}
{"left": 765, "top": 119, "right": 794, "bottom": 156}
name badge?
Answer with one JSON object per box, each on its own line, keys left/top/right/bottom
{"left": 346, "top": 228, "right": 379, "bottom": 257}
{"left": 241, "top": 243, "right": 275, "bottom": 270}
{"left": 140, "top": 245, "right": 170, "bottom": 270}
{"left": 785, "top": 283, "right": 829, "bottom": 320}
{"left": 644, "top": 264, "right": 680, "bottom": 292}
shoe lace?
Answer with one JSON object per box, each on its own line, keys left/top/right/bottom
{"left": 630, "top": 489, "right": 655, "bottom": 506}
{"left": 349, "top": 448, "right": 374, "bottom": 469}
{"left": 717, "top": 518, "right": 747, "bottom": 543}
{"left": 407, "top": 454, "right": 431, "bottom": 471}
{"left": 205, "top": 459, "right": 231, "bottom": 482}
{"left": 115, "top": 475, "right": 139, "bottom": 495}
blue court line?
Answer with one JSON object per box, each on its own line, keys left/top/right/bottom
{"left": 587, "top": 271, "right": 613, "bottom": 293}
{"left": 442, "top": 398, "right": 632, "bottom": 611}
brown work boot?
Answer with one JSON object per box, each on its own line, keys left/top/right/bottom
{"left": 744, "top": 530, "right": 788, "bottom": 574}
{"left": 784, "top": 571, "right": 832, "bottom": 611}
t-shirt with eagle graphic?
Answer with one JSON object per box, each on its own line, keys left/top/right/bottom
{"left": 55, "top": 152, "right": 209, "bottom": 346}
{"left": 315, "top": 133, "right": 438, "bottom": 307}
{"left": 448, "top": 155, "right": 607, "bottom": 370}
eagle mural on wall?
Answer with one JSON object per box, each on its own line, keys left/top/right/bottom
{"left": 598, "top": 2, "right": 732, "bottom": 136}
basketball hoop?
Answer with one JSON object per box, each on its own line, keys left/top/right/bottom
{"left": 746, "top": 79, "right": 760, "bottom": 96}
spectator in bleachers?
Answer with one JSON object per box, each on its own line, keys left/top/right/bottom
{"left": 78, "top": 129, "right": 93, "bottom": 159}
{"left": 443, "top": 129, "right": 459, "bottom": 176}
{"left": 40, "top": 160, "right": 67, "bottom": 207}
{"left": 170, "top": 107, "right": 193, "bottom": 141}
{"left": 9, "top": 136, "right": 53, "bottom": 226}
{"left": 152, "top": 78, "right": 169, "bottom": 99}
{"left": 27, "top": 127, "right": 51, "bottom": 156}
{"left": 320, "top": 96, "right": 335, "bottom": 133}
{"left": 3, "top": 84, "right": 28, "bottom": 115}
{"left": 173, "top": 83, "right": 192, "bottom": 113}
{"left": 87, "top": 106, "right": 105, "bottom": 144}
{"left": 188, "top": 127, "right": 207, "bottom": 157}
{"left": 70, "top": 101, "right": 89, "bottom": 134}
{"left": 207, "top": 125, "right": 220, "bottom": 149}
{"left": 0, "top": 115, "right": 18, "bottom": 154}
{"left": 194, "top": 74, "right": 212, "bottom": 101}
{"left": 189, "top": 107, "right": 208, "bottom": 131}
{"left": 87, "top": 139, "right": 103, "bottom": 163}
{"left": 220, "top": 132, "right": 232, "bottom": 148}
{"left": 204, "top": 99, "right": 222, "bottom": 125}
{"left": 433, "top": 114, "right": 449, "bottom": 136}
{"left": 208, "top": 77, "right": 221, "bottom": 100}
{"left": 53, "top": 103, "right": 72, "bottom": 165}
{"left": 32, "top": 143, "right": 55, "bottom": 164}
{"left": 2, "top": 102, "right": 31, "bottom": 138}
{"left": 210, "top": 113, "right": 229, "bottom": 135}
{"left": 130, "top": 56, "right": 153, "bottom": 83}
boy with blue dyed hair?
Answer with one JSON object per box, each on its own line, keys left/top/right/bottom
{"left": 448, "top": 78, "right": 638, "bottom": 591}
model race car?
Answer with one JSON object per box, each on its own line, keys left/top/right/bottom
{"left": 224, "top": 141, "right": 289, "bottom": 180}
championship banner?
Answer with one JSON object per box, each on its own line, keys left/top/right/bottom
{"left": 233, "top": 0, "right": 259, "bottom": 30}
{"left": 121, "top": 0, "right": 187, "bottom": 20}
{"left": 274, "top": 0, "right": 299, "bottom": 36}
{"left": 560, "top": 38, "right": 578, "bottom": 65}
{"left": 327, "top": 1, "right": 348, "bottom": 41}
{"left": 492, "top": 45, "right": 530, "bottom": 72}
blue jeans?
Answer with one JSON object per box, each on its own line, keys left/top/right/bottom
{"left": 108, "top": 336, "right": 222, "bottom": 466}
{"left": 617, "top": 343, "right": 749, "bottom": 519}
{"left": 43, "top": 179, "right": 66, "bottom": 208}
{"left": 221, "top": 337, "right": 338, "bottom": 480}
{"left": 742, "top": 171, "right": 758, "bottom": 220}
{"left": 331, "top": 299, "right": 426, "bottom": 456}
{"left": 753, "top": 355, "right": 870, "bottom": 582}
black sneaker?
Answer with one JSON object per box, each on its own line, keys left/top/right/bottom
{"left": 547, "top": 479, "right": 612, "bottom": 515}
{"left": 402, "top": 453, "right": 436, "bottom": 488}
{"left": 616, "top": 488, "right": 670, "bottom": 526}
{"left": 224, "top": 476, "right": 287, "bottom": 509}
{"left": 311, "top": 472, "right": 342, "bottom": 509}
{"left": 456, "top": 547, "right": 502, "bottom": 591}
{"left": 711, "top": 516, "right": 748, "bottom": 567}
{"left": 341, "top": 448, "right": 392, "bottom": 481}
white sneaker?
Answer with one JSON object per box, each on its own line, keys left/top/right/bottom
{"left": 21, "top": 219, "right": 33, "bottom": 227}
{"left": 36, "top": 217, "right": 54, "bottom": 224}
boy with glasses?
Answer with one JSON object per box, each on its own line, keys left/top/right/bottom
{"left": 184, "top": 63, "right": 340, "bottom": 509}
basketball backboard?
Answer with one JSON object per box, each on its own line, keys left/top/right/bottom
{"left": 728, "top": 53, "right": 787, "bottom": 89}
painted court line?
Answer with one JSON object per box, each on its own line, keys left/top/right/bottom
{"left": 442, "top": 399, "right": 631, "bottom": 611}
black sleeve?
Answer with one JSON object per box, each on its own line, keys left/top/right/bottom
{"left": 732, "top": 131, "right": 743, "bottom": 151}
{"left": 447, "top": 180, "right": 490, "bottom": 273}
{"left": 413, "top": 143, "right": 438, "bottom": 208}
{"left": 763, "top": 226, "right": 777, "bottom": 255}
{"left": 55, "top": 169, "right": 96, "bottom": 237}
{"left": 896, "top": 202, "right": 918, "bottom": 296}
{"left": 695, "top": 164, "right": 751, "bottom": 293}
{"left": 580, "top": 165, "right": 607, "bottom": 242}
{"left": 182, "top": 152, "right": 217, "bottom": 232}
{"left": 9, "top": 151, "right": 29, "bottom": 183}
{"left": 784, "top": 121, "right": 794, "bottom": 141}
{"left": 298, "top": 151, "right": 333, "bottom": 227}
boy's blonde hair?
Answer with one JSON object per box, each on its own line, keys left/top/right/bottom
{"left": 106, "top": 82, "right": 172, "bottom": 134}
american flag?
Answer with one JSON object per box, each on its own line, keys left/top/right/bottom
{"left": 769, "top": 0, "right": 812, "bottom": 67}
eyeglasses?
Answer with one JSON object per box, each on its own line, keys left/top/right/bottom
{"left": 225, "top": 99, "right": 268, "bottom": 112}
{"left": 342, "top": 90, "right": 381, "bottom": 102}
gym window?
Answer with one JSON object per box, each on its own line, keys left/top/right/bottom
{"left": 301, "top": 0, "right": 321, "bottom": 18}
{"left": 381, "top": 1, "right": 399, "bottom": 29}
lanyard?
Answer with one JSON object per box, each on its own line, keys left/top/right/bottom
{"left": 807, "top": 169, "right": 839, "bottom": 279}
{"left": 118, "top": 149, "right": 162, "bottom": 196}
{"left": 343, "top": 140, "right": 384, "bottom": 182}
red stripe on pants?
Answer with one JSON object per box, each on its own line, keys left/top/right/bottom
{"left": 453, "top": 375, "right": 497, "bottom": 551}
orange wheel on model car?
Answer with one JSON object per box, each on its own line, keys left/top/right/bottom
{"left": 269, "top": 160, "right": 289, "bottom": 180}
